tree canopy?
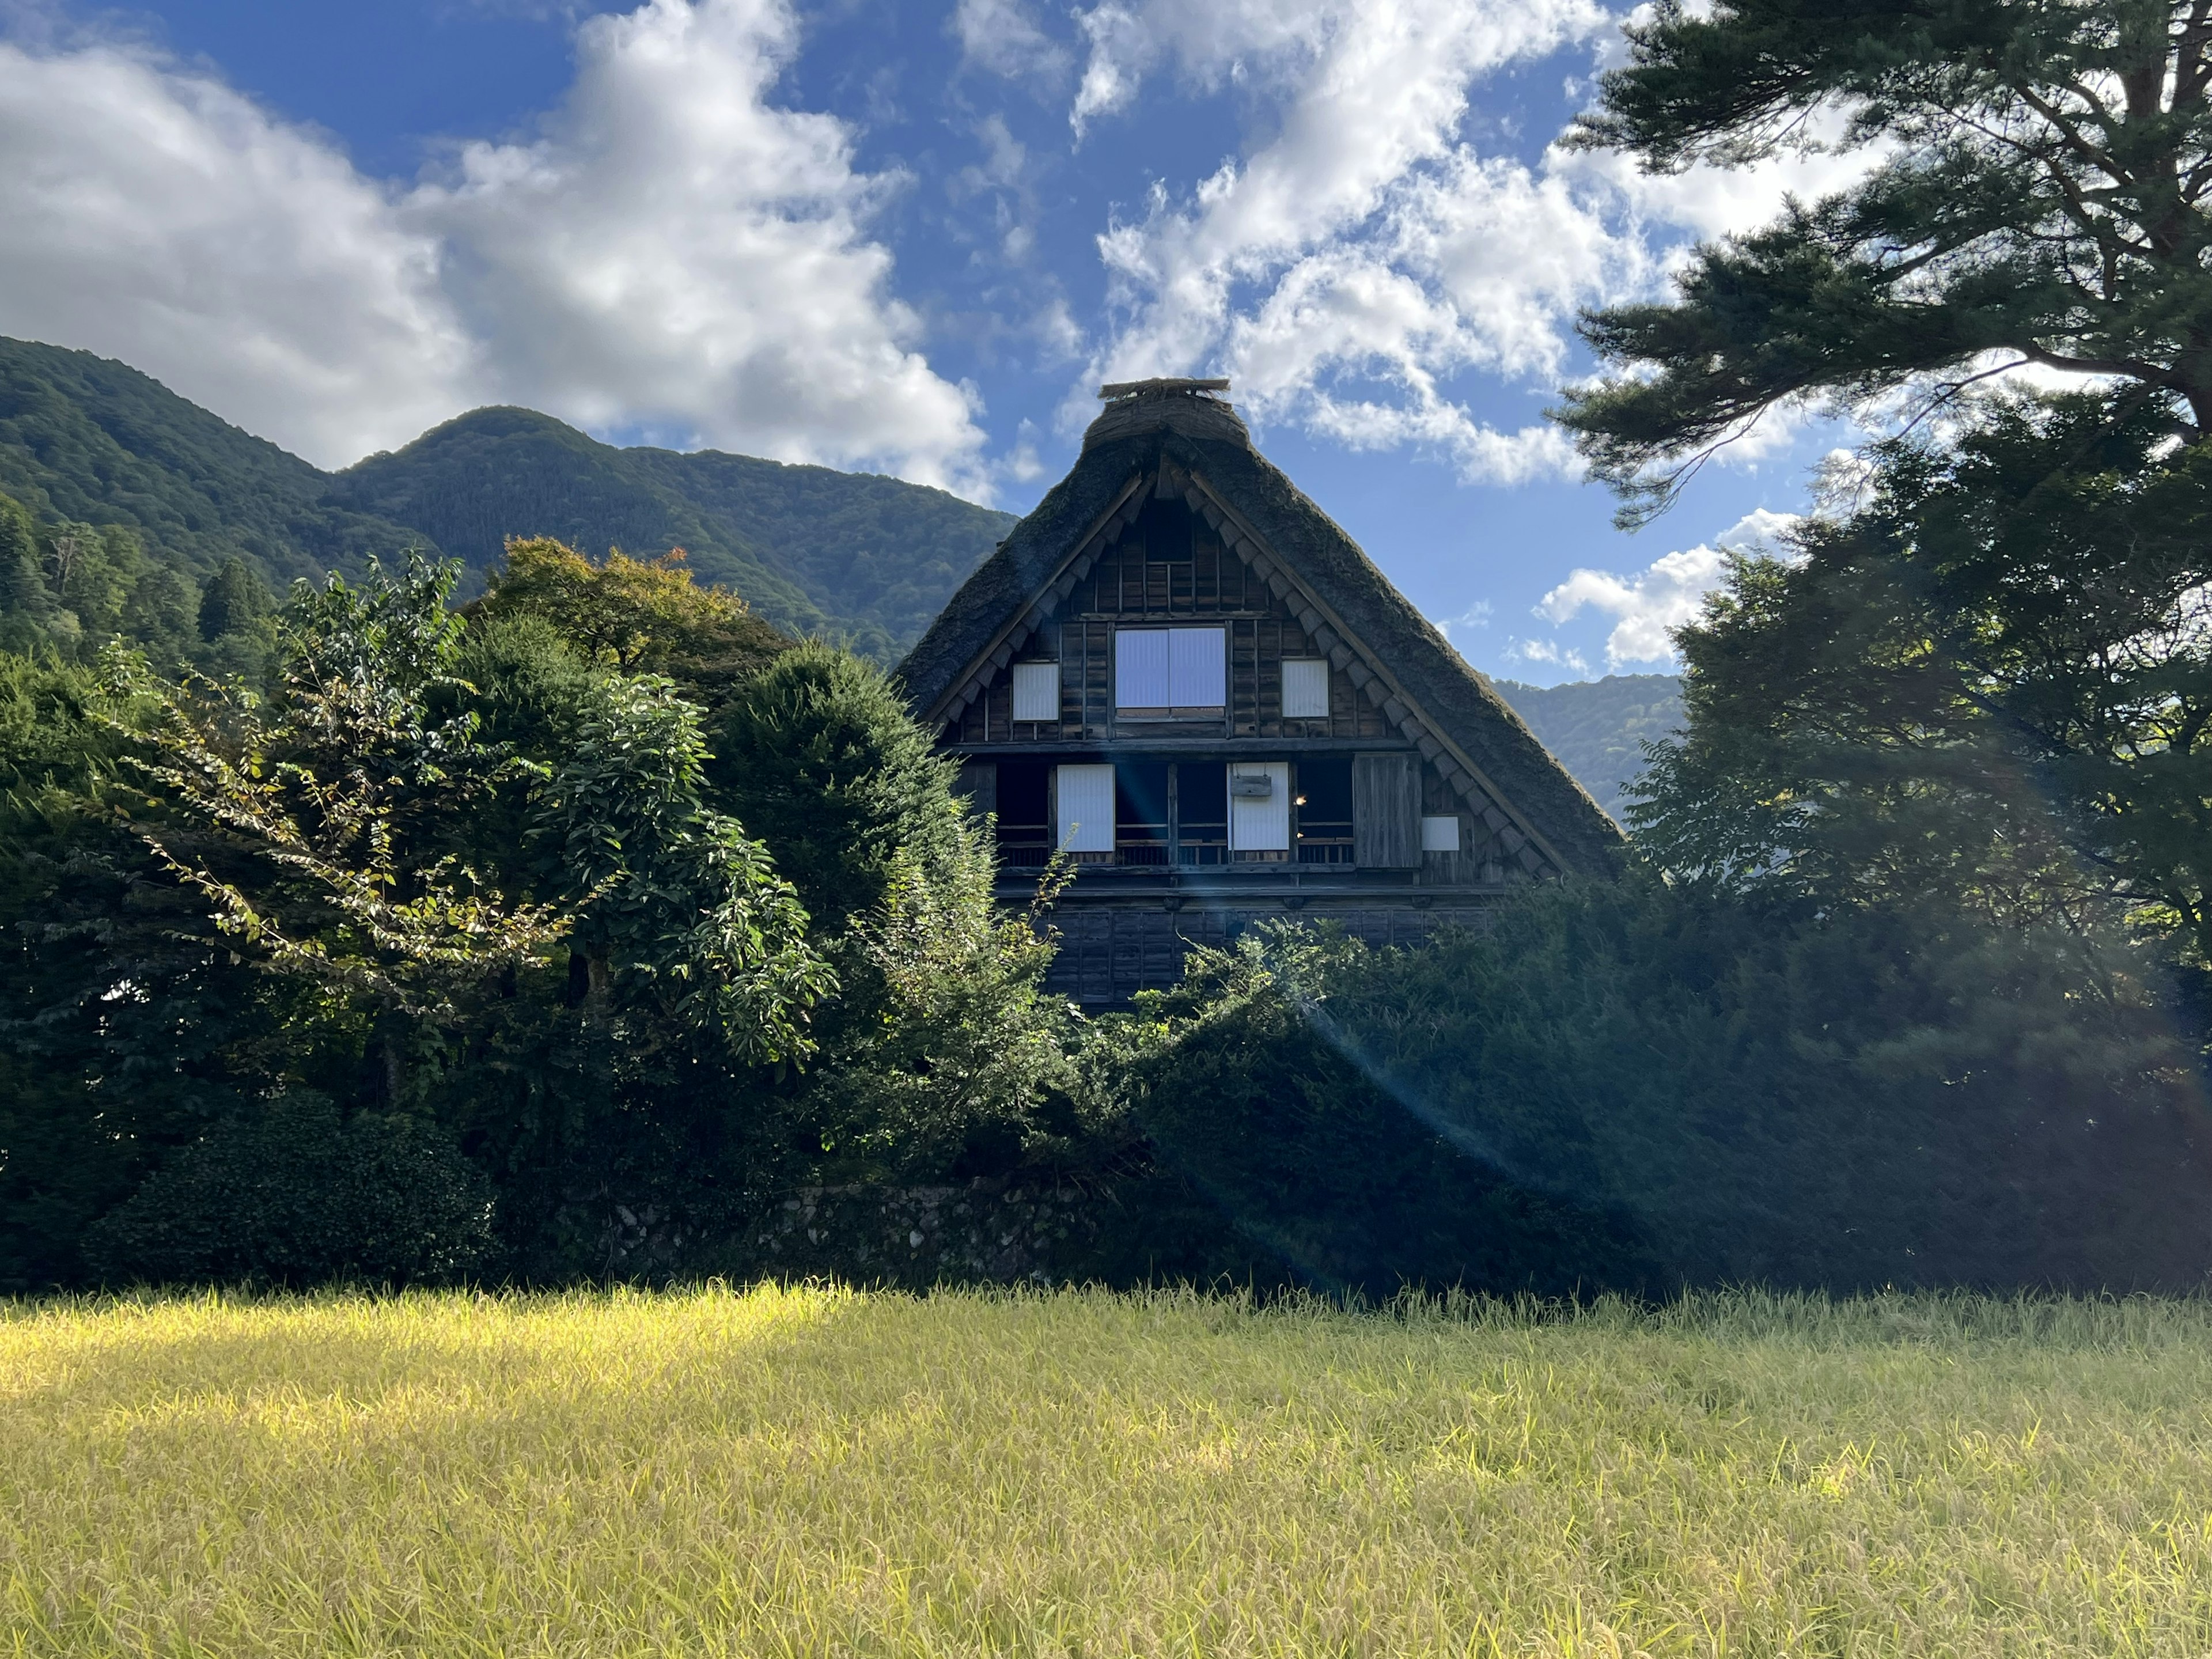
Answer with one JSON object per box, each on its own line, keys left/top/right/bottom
{"left": 1562, "top": 0, "right": 2212, "bottom": 518}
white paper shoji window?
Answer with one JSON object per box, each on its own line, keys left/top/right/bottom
{"left": 1116, "top": 627, "right": 1225, "bottom": 710}
{"left": 1420, "top": 813, "right": 1462, "bottom": 853}
{"left": 1010, "top": 661, "right": 1059, "bottom": 722}
{"left": 1281, "top": 658, "right": 1330, "bottom": 718}
{"left": 1055, "top": 764, "right": 1115, "bottom": 853}
{"left": 1168, "top": 627, "right": 1226, "bottom": 707}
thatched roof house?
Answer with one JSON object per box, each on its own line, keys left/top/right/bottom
{"left": 898, "top": 380, "right": 1620, "bottom": 1002}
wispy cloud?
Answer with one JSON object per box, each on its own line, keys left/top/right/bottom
{"left": 1066, "top": 0, "right": 1878, "bottom": 485}
{"left": 1535, "top": 509, "right": 1801, "bottom": 669}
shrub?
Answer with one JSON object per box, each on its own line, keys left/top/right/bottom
{"left": 1103, "top": 880, "right": 2212, "bottom": 1295}
{"left": 1103, "top": 926, "right": 1638, "bottom": 1298}
{"left": 86, "top": 1095, "right": 495, "bottom": 1287}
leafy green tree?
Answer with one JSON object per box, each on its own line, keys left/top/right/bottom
{"left": 197, "top": 554, "right": 272, "bottom": 643}
{"left": 473, "top": 537, "right": 789, "bottom": 713}
{"left": 1562, "top": 0, "right": 2212, "bottom": 964}
{"left": 113, "top": 555, "right": 828, "bottom": 1102}
{"left": 1561, "top": 0, "right": 2212, "bottom": 520}
{"left": 708, "top": 643, "right": 967, "bottom": 931}
{"left": 44, "top": 521, "right": 149, "bottom": 641}
{"left": 119, "top": 562, "right": 203, "bottom": 667}
{"left": 0, "top": 492, "right": 57, "bottom": 650}
{"left": 803, "top": 842, "right": 1078, "bottom": 1179}
{"left": 1633, "top": 395, "right": 2212, "bottom": 950}
{"left": 0, "top": 651, "right": 268, "bottom": 1290}
{"left": 546, "top": 671, "right": 832, "bottom": 1067}
{"left": 110, "top": 560, "right": 575, "bottom": 1108}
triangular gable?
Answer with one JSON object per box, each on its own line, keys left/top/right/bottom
{"left": 898, "top": 392, "right": 1624, "bottom": 878}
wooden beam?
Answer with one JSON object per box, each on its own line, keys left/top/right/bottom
{"left": 1098, "top": 377, "right": 1230, "bottom": 397}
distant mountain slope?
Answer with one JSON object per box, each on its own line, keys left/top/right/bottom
{"left": 1491, "top": 674, "right": 1684, "bottom": 823}
{"left": 0, "top": 338, "right": 421, "bottom": 585}
{"left": 627, "top": 448, "right": 1017, "bottom": 665}
{"left": 327, "top": 408, "right": 818, "bottom": 626}
{"left": 0, "top": 338, "right": 1015, "bottom": 658}
{"left": 332, "top": 409, "right": 1017, "bottom": 661}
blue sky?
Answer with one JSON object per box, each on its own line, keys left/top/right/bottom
{"left": 0, "top": 0, "right": 1857, "bottom": 681}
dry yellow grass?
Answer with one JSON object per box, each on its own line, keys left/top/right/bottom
{"left": 3, "top": 1285, "right": 2211, "bottom": 1656}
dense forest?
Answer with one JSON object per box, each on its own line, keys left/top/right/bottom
{"left": 0, "top": 336, "right": 1014, "bottom": 660}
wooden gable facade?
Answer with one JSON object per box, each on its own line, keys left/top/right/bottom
{"left": 897, "top": 381, "right": 1622, "bottom": 1004}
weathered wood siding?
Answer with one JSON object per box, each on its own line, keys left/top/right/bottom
{"left": 950, "top": 495, "right": 1396, "bottom": 745}
{"left": 1352, "top": 753, "right": 1421, "bottom": 868}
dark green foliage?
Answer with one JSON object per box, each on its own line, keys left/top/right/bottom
{"left": 1491, "top": 675, "right": 1683, "bottom": 821}
{"left": 117, "top": 563, "right": 199, "bottom": 667}
{"left": 196, "top": 555, "right": 272, "bottom": 642}
{"left": 0, "top": 491, "right": 55, "bottom": 652}
{"left": 1559, "top": 0, "right": 2212, "bottom": 520}
{"left": 1104, "top": 926, "right": 1635, "bottom": 1297}
{"left": 0, "top": 558, "right": 850, "bottom": 1290}
{"left": 1104, "top": 886, "right": 2212, "bottom": 1294}
{"left": 709, "top": 643, "right": 968, "bottom": 930}
{"left": 84, "top": 1094, "right": 493, "bottom": 1287}
{"left": 0, "top": 653, "right": 267, "bottom": 1291}
{"left": 1633, "top": 393, "right": 2212, "bottom": 964}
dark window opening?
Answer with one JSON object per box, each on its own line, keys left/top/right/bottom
{"left": 1139, "top": 498, "right": 1195, "bottom": 562}
{"left": 996, "top": 759, "right": 1052, "bottom": 868}
{"left": 1296, "top": 757, "right": 1355, "bottom": 865}
{"left": 1116, "top": 760, "right": 1170, "bottom": 865}
{"left": 1177, "top": 760, "right": 1227, "bottom": 866}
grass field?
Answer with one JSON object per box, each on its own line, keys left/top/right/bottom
{"left": 5, "top": 1287, "right": 2212, "bottom": 1657}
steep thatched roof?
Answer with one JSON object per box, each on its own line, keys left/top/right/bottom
{"left": 897, "top": 385, "right": 1624, "bottom": 877}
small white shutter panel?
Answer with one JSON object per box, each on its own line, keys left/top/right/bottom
{"left": 1115, "top": 630, "right": 1170, "bottom": 707}
{"left": 1056, "top": 764, "right": 1115, "bottom": 853}
{"left": 1421, "top": 814, "right": 1462, "bottom": 853}
{"left": 1169, "top": 627, "right": 1227, "bottom": 708}
{"left": 1010, "top": 661, "right": 1059, "bottom": 722}
{"left": 1281, "top": 658, "right": 1329, "bottom": 717}
{"left": 1228, "top": 762, "right": 1290, "bottom": 851}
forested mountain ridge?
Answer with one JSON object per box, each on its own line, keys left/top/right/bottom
{"left": 0, "top": 336, "right": 1015, "bottom": 658}
{"left": 0, "top": 335, "right": 1680, "bottom": 804}
{"left": 0, "top": 338, "right": 423, "bottom": 586}
{"left": 1490, "top": 674, "right": 1684, "bottom": 822}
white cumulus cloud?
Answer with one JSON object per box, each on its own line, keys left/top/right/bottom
{"left": 0, "top": 0, "right": 988, "bottom": 490}
{"left": 1536, "top": 508, "right": 1801, "bottom": 668}
{"left": 413, "top": 0, "right": 986, "bottom": 490}
{"left": 1069, "top": 0, "right": 1883, "bottom": 486}
{"left": 0, "top": 37, "right": 475, "bottom": 467}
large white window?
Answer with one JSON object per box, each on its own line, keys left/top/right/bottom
{"left": 1055, "top": 764, "right": 1115, "bottom": 853}
{"left": 1010, "top": 661, "right": 1059, "bottom": 722}
{"left": 1228, "top": 761, "right": 1290, "bottom": 852}
{"left": 1116, "top": 626, "right": 1225, "bottom": 711}
{"left": 1281, "top": 658, "right": 1330, "bottom": 718}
